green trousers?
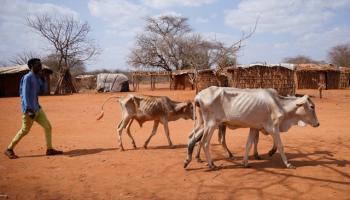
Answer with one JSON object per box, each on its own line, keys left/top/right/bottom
{"left": 8, "top": 108, "right": 53, "bottom": 150}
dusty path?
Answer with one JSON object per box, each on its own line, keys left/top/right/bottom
{"left": 1, "top": 88, "right": 350, "bottom": 199}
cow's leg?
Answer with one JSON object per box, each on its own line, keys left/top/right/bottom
{"left": 243, "top": 129, "right": 257, "bottom": 167}
{"left": 268, "top": 141, "right": 277, "bottom": 156}
{"left": 253, "top": 130, "right": 261, "bottom": 160}
{"left": 202, "top": 124, "right": 216, "bottom": 169}
{"left": 117, "top": 117, "right": 131, "bottom": 151}
{"left": 184, "top": 127, "right": 204, "bottom": 168}
{"left": 219, "top": 124, "right": 234, "bottom": 160}
{"left": 161, "top": 119, "right": 173, "bottom": 147}
{"left": 194, "top": 128, "right": 204, "bottom": 162}
{"left": 188, "top": 118, "right": 203, "bottom": 138}
{"left": 126, "top": 119, "right": 137, "bottom": 149}
{"left": 271, "top": 129, "right": 295, "bottom": 169}
{"left": 143, "top": 120, "right": 159, "bottom": 149}
{"left": 217, "top": 126, "right": 222, "bottom": 144}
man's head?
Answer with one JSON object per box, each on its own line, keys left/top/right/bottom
{"left": 27, "top": 58, "right": 42, "bottom": 74}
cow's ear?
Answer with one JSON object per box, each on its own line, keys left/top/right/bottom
{"left": 296, "top": 95, "right": 308, "bottom": 106}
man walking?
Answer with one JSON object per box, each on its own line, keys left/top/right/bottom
{"left": 4, "top": 58, "right": 63, "bottom": 159}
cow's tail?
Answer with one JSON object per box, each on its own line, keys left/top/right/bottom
{"left": 189, "top": 97, "right": 202, "bottom": 139}
{"left": 184, "top": 97, "right": 201, "bottom": 168}
{"left": 96, "top": 96, "right": 121, "bottom": 120}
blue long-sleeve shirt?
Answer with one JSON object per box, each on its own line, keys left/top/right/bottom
{"left": 19, "top": 71, "right": 48, "bottom": 113}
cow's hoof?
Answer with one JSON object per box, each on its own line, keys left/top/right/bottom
{"left": 143, "top": 144, "right": 148, "bottom": 149}
{"left": 228, "top": 156, "right": 236, "bottom": 160}
{"left": 196, "top": 157, "right": 204, "bottom": 163}
{"left": 254, "top": 155, "right": 262, "bottom": 160}
{"left": 184, "top": 159, "right": 191, "bottom": 168}
{"left": 119, "top": 148, "right": 125, "bottom": 152}
{"left": 169, "top": 144, "right": 174, "bottom": 148}
{"left": 242, "top": 161, "right": 251, "bottom": 168}
{"left": 287, "top": 164, "right": 296, "bottom": 169}
{"left": 207, "top": 163, "right": 217, "bottom": 170}
{"left": 268, "top": 149, "right": 277, "bottom": 157}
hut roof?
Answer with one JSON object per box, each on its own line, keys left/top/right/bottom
{"left": 198, "top": 69, "right": 215, "bottom": 73}
{"left": 172, "top": 69, "right": 194, "bottom": 76}
{"left": 0, "top": 64, "right": 53, "bottom": 74}
{"left": 227, "top": 63, "right": 295, "bottom": 71}
{"left": 172, "top": 68, "right": 218, "bottom": 76}
{"left": 339, "top": 67, "right": 350, "bottom": 73}
{"left": 296, "top": 63, "right": 338, "bottom": 72}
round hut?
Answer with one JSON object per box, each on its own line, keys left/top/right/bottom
{"left": 96, "top": 73, "right": 129, "bottom": 92}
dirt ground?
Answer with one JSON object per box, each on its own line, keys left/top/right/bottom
{"left": 1, "top": 86, "right": 350, "bottom": 200}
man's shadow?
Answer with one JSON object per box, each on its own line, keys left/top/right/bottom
{"left": 65, "top": 148, "right": 118, "bottom": 157}
{"left": 19, "top": 147, "right": 118, "bottom": 158}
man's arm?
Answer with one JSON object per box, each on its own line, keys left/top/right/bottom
{"left": 38, "top": 73, "right": 48, "bottom": 94}
{"left": 21, "top": 76, "right": 35, "bottom": 118}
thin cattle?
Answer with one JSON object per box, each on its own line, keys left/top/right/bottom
{"left": 97, "top": 94, "right": 193, "bottom": 150}
{"left": 184, "top": 86, "right": 320, "bottom": 169}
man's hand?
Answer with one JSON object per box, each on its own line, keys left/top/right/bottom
{"left": 26, "top": 109, "right": 35, "bottom": 119}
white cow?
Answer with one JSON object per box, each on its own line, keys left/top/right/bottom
{"left": 184, "top": 86, "right": 320, "bottom": 169}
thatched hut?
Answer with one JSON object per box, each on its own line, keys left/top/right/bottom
{"left": 75, "top": 74, "right": 96, "bottom": 91}
{"left": 171, "top": 69, "right": 194, "bottom": 90}
{"left": 339, "top": 67, "right": 350, "bottom": 88}
{"left": 195, "top": 69, "right": 229, "bottom": 92}
{"left": 195, "top": 69, "right": 218, "bottom": 92}
{"left": 0, "top": 64, "right": 53, "bottom": 97}
{"left": 227, "top": 64, "right": 295, "bottom": 96}
{"left": 296, "top": 64, "right": 340, "bottom": 89}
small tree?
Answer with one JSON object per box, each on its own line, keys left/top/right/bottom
{"left": 282, "top": 55, "right": 319, "bottom": 64}
{"left": 9, "top": 51, "right": 41, "bottom": 65}
{"left": 26, "top": 14, "right": 98, "bottom": 94}
{"left": 128, "top": 15, "right": 191, "bottom": 71}
{"left": 328, "top": 43, "right": 350, "bottom": 67}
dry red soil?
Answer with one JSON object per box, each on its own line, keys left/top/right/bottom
{"left": 1, "top": 87, "right": 350, "bottom": 200}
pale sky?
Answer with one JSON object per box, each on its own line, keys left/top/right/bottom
{"left": 1, "top": 0, "right": 350, "bottom": 71}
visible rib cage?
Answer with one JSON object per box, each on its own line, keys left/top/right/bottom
{"left": 98, "top": 94, "right": 193, "bottom": 151}
{"left": 132, "top": 95, "right": 178, "bottom": 119}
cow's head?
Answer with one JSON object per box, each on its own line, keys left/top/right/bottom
{"left": 175, "top": 101, "right": 194, "bottom": 120}
{"left": 295, "top": 95, "right": 320, "bottom": 127}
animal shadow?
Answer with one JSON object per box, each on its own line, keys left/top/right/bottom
{"left": 145, "top": 144, "right": 187, "bottom": 150}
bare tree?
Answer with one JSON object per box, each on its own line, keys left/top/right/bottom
{"left": 26, "top": 14, "right": 98, "bottom": 94}
{"left": 328, "top": 43, "right": 350, "bottom": 67}
{"left": 9, "top": 51, "right": 41, "bottom": 65}
{"left": 184, "top": 21, "right": 257, "bottom": 92}
{"left": 128, "top": 15, "right": 257, "bottom": 92}
{"left": 282, "top": 55, "right": 319, "bottom": 64}
{"left": 128, "top": 15, "right": 192, "bottom": 71}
